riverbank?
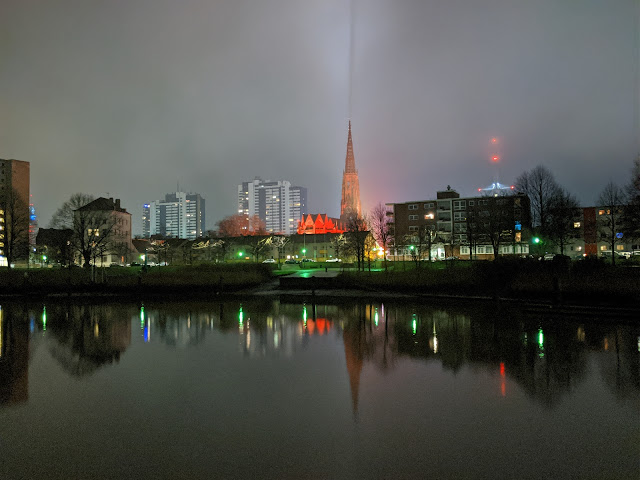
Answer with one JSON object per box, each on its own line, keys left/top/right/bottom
{"left": 0, "top": 260, "right": 638, "bottom": 312}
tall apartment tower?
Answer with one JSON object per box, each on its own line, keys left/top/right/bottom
{"left": 237, "top": 178, "right": 307, "bottom": 234}
{"left": 143, "top": 192, "right": 205, "bottom": 240}
{"left": 340, "top": 121, "right": 361, "bottom": 222}
{"left": 0, "top": 159, "right": 30, "bottom": 261}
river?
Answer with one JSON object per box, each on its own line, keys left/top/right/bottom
{"left": 1, "top": 299, "right": 638, "bottom": 479}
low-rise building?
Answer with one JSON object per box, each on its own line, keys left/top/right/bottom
{"left": 387, "top": 186, "right": 531, "bottom": 260}
{"left": 74, "top": 197, "right": 134, "bottom": 266}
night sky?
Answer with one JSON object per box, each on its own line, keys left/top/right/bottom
{"left": 1, "top": 0, "right": 637, "bottom": 235}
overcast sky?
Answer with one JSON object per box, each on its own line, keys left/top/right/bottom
{"left": 1, "top": 0, "right": 638, "bottom": 234}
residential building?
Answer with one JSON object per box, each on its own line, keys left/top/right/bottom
{"left": 387, "top": 186, "right": 531, "bottom": 260}
{"left": 75, "top": 197, "right": 134, "bottom": 266}
{"left": 0, "top": 159, "right": 30, "bottom": 264}
{"left": 143, "top": 192, "right": 205, "bottom": 240}
{"left": 237, "top": 178, "right": 307, "bottom": 235}
{"left": 558, "top": 206, "right": 638, "bottom": 259}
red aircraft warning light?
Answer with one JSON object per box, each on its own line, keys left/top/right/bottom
{"left": 491, "top": 155, "right": 500, "bottom": 162}
{"left": 491, "top": 138, "right": 498, "bottom": 144}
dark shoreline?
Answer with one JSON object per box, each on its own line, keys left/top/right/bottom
{"left": 1, "top": 283, "right": 638, "bottom": 322}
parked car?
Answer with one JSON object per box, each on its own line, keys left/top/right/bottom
{"left": 326, "top": 258, "right": 342, "bottom": 263}
{"left": 542, "top": 253, "right": 555, "bottom": 261}
{"left": 300, "top": 258, "right": 314, "bottom": 263}
{"left": 262, "top": 258, "right": 276, "bottom": 263}
{"left": 284, "top": 259, "right": 299, "bottom": 264}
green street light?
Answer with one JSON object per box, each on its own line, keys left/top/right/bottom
{"left": 409, "top": 245, "right": 415, "bottom": 251}
{"left": 532, "top": 237, "right": 541, "bottom": 244}
{"left": 302, "top": 248, "right": 306, "bottom": 254}
{"left": 42, "top": 255, "right": 47, "bottom": 262}
{"left": 238, "top": 251, "right": 244, "bottom": 257}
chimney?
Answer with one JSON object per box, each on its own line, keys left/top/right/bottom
{"left": 115, "top": 199, "right": 121, "bottom": 210}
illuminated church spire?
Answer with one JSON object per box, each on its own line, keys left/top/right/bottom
{"left": 340, "top": 121, "right": 361, "bottom": 221}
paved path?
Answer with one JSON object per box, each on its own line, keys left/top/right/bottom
{"left": 286, "top": 268, "right": 340, "bottom": 278}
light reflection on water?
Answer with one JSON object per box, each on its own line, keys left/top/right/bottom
{"left": 0, "top": 300, "right": 638, "bottom": 479}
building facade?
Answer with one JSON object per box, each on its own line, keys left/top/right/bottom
{"left": 0, "top": 159, "right": 30, "bottom": 264}
{"left": 553, "top": 206, "right": 638, "bottom": 259}
{"left": 143, "top": 192, "right": 205, "bottom": 240}
{"left": 387, "top": 187, "right": 531, "bottom": 260}
{"left": 75, "top": 197, "right": 134, "bottom": 266}
{"left": 237, "top": 178, "right": 307, "bottom": 235}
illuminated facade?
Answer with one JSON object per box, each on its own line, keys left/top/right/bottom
{"left": 340, "top": 121, "right": 361, "bottom": 222}
{"left": 296, "top": 214, "right": 345, "bottom": 235}
{"left": 143, "top": 192, "right": 205, "bottom": 240}
{"left": 237, "top": 178, "right": 307, "bottom": 235}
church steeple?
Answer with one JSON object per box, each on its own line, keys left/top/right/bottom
{"left": 340, "top": 121, "right": 361, "bottom": 221}
{"left": 344, "top": 121, "right": 356, "bottom": 174}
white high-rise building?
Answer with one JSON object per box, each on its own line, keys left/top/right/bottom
{"left": 237, "top": 178, "right": 307, "bottom": 234}
{"left": 143, "top": 192, "right": 205, "bottom": 240}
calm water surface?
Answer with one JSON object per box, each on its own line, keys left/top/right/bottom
{"left": 1, "top": 299, "right": 638, "bottom": 479}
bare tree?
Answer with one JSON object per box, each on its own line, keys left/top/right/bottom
{"left": 464, "top": 208, "right": 480, "bottom": 261}
{"left": 515, "top": 165, "right": 560, "bottom": 236}
{"left": 344, "top": 213, "right": 369, "bottom": 271}
{"left": 70, "top": 205, "right": 117, "bottom": 269}
{"left": 597, "top": 182, "right": 627, "bottom": 265}
{"left": 1, "top": 188, "right": 30, "bottom": 268}
{"left": 475, "top": 197, "right": 514, "bottom": 261}
{"left": 370, "top": 203, "right": 391, "bottom": 270}
{"left": 244, "top": 235, "right": 269, "bottom": 262}
{"left": 49, "top": 193, "right": 95, "bottom": 229}
{"left": 268, "top": 235, "right": 289, "bottom": 267}
{"left": 330, "top": 233, "right": 347, "bottom": 261}
{"left": 364, "top": 232, "right": 377, "bottom": 271}
{"left": 547, "top": 188, "right": 580, "bottom": 255}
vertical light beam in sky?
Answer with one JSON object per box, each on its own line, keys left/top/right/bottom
{"left": 348, "top": 0, "right": 355, "bottom": 119}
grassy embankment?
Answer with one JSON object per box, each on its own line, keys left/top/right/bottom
{"left": 337, "top": 258, "right": 640, "bottom": 306}
{"left": 0, "top": 264, "right": 272, "bottom": 297}
{"left": 1, "top": 258, "right": 638, "bottom": 306}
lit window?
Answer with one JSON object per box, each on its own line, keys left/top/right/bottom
{"left": 574, "top": 222, "right": 581, "bottom": 228}
{"left": 576, "top": 246, "right": 582, "bottom": 251}
{"left": 616, "top": 245, "right": 624, "bottom": 251}
{"left": 515, "top": 232, "right": 522, "bottom": 242}
{"left": 425, "top": 213, "right": 434, "bottom": 219}
{"left": 600, "top": 245, "right": 606, "bottom": 251}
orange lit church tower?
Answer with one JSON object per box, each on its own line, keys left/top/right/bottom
{"left": 340, "top": 121, "right": 361, "bottom": 222}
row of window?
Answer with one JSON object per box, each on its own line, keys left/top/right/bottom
{"left": 407, "top": 199, "right": 496, "bottom": 211}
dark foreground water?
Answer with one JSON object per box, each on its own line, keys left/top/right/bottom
{"left": 0, "top": 299, "right": 638, "bottom": 479}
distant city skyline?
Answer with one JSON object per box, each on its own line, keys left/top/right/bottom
{"left": 1, "top": 0, "right": 637, "bottom": 235}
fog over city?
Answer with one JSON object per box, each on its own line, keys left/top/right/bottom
{"left": 1, "top": 0, "right": 637, "bottom": 234}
